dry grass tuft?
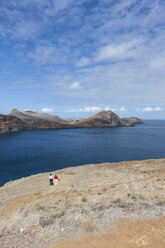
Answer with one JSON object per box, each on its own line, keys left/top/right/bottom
{"left": 20, "top": 213, "right": 40, "bottom": 235}
{"left": 0, "top": 226, "right": 11, "bottom": 237}
{"left": 139, "top": 191, "right": 158, "bottom": 200}
{"left": 81, "top": 197, "right": 87, "bottom": 202}
{"left": 39, "top": 226, "right": 55, "bottom": 241}
{"left": 84, "top": 220, "right": 96, "bottom": 233}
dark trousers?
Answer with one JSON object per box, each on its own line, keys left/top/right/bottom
{"left": 50, "top": 179, "right": 53, "bottom": 185}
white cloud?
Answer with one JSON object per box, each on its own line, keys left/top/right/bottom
{"left": 41, "top": 108, "right": 54, "bottom": 113}
{"left": 104, "top": 107, "right": 117, "bottom": 112}
{"left": 28, "top": 45, "right": 66, "bottom": 65}
{"left": 104, "top": 106, "right": 111, "bottom": 111}
{"left": 155, "top": 107, "right": 163, "bottom": 111}
{"left": 67, "top": 106, "right": 128, "bottom": 113}
{"left": 96, "top": 40, "right": 140, "bottom": 61}
{"left": 11, "top": 21, "right": 40, "bottom": 40}
{"left": 69, "top": 82, "right": 82, "bottom": 90}
{"left": 118, "top": 107, "right": 127, "bottom": 112}
{"left": 54, "top": 0, "right": 69, "bottom": 11}
{"left": 136, "top": 107, "right": 163, "bottom": 112}
{"left": 76, "top": 57, "right": 90, "bottom": 67}
{"left": 0, "top": 0, "right": 165, "bottom": 113}
{"left": 45, "top": 0, "right": 71, "bottom": 16}
{"left": 66, "top": 106, "right": 101, "bottom": 113}
{"left": 149, "top": 57, "right": 165, "bottom": 71}
{"left": 104, "top": 107, "right": 127, "bottom": 112}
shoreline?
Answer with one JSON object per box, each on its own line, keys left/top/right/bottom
{"left": 1, "top": 157, "right": 165, "bottom": 187}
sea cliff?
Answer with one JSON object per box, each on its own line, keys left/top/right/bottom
{"left": 0, "top": 109, "right": 143, "bottom": 134}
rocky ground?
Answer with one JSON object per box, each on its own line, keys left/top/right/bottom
{"left": 0, "top": 159, "right": 165, "bottom": 248}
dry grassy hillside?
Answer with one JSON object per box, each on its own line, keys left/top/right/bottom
{"left": 0, "top": 159, "right": 165, "bottom": 248}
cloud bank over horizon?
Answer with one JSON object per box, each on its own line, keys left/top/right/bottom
{"left": 0, "top": 0, "right": 165, "bottom": 119}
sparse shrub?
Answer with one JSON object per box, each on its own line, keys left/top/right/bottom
{"left": 64, "top": 198, "right": 72, "bottom": 208}
{"left": 0, "top": 226, "right": 11, "bottom": 237}
{"left": 39, "top": 217, "right": 55, "bottom": 227}
{"left": 50, "top": 210, "right": 65, "bottom": 219}
{"left": 115, "top": 197, "right": 122, "bottom": 203}
{"left": 39, "top": 210, "right": 65, "bottom": 227}
{"left": 84, "top": 220, "right": 95, "bottom": 232}
{"left": 81, "top": 197, "right": 87, "bottom": 202}
{"left": 139, "top": 191, "right": 157, "bottom": 200}
{"left": 23, "top": 214, "right": 39, "bottom": 234}
{"left": 140, "top": 191, "right": 149, "bottom": 200}
{"left": 81, "top": 209, "right": 88, "bottom": 214}
{"left": 92, "top": 204, "right": 104, "bottom": 212}
{"left": 67, "top": 171, "right": 75, "bottom": 175}
{"left": 39, "top": 227, "right": 55, "bottom": 241}
{"left": 32, "top": 200, "right": 50, "bottom": 212}
{"left": 95, "top": 172, "right": 102, "bottom": 177}
{"left": 35, "top": 203, "right": 46, "bottom": 211}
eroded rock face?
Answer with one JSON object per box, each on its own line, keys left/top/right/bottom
{"left": 76, "top": 110, "right": 124, "bottom": 127}
{"left": 0, "top": 115, "right": 25, "bottom": 133}
{"left": 0, "top": 110, "right": 142, "bottom": 134}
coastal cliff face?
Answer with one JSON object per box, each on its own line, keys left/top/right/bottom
{"left": 75, "top": 110, "right": 122, "bottom": 127}
{"left": 0, "top": 115, "right": 25, "bottom": 133}
{"left": 121, "top": 117, "right": 143, "bottom": 125}
{"left": 0, "top": 109, "right": 143, "bottom": 134}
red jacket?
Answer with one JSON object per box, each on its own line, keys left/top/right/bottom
{"left": 54, "top": 176, "right": 58, "bottom": 179}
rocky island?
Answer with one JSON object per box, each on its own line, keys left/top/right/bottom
{"left": 0, "top": 158, "right": 164, "bottom": 248}
{"left": 0, "top": 109, "right": 143, "bottom": 134}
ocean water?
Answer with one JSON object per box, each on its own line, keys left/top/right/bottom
{"left": 0, "top": 120, "right": 165, "bottom": 186}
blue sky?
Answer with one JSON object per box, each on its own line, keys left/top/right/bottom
{"left": 0, "top": 0, "right": 165, "bottom": 119}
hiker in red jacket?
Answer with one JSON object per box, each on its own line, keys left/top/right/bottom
{"left": 54, "top": 174, "right": 59, "bottom": 186}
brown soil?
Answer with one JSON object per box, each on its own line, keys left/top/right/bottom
{"left": 52, "top": 218, "right": 165, "bottom": 248}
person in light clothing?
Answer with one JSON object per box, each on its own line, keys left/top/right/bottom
{"left": 54, "top": 174, "right": 59, "bottom": 186}
{"left": 49, "top": 173, "right": 53, "bottom": 185}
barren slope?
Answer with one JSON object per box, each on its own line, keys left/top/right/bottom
{"left": 0, "top": 159, "right": 165, "bottom": 248}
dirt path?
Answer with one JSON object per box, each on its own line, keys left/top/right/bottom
{"left": 52, "top": 218, "right": 165, "bottom": 248}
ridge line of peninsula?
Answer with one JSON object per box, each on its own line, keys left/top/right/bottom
{"left": 0, "top": 109, "right": 143, "bottom": 134}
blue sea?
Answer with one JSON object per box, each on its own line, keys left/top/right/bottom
{"left": 0, "top": 120, "right": 165, "bottom": 186}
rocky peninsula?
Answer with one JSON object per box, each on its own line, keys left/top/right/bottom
{"left": 0, "top": 109, "right": 143, "bottom": 134}
{"left": 0, "top": 158, "right": 164, "bottom": 248}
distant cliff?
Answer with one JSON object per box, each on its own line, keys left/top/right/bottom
{"left": 0, "top": 109, "right": 143, "bottom": 134}
{"left": 121, "top": 117, "right": 143, "bottom": 126}
{"left": 0, "top": 115, "right": 25, "bottom": 134}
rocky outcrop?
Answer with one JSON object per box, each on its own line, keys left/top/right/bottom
{"left": 121, "top": 117, "right": 143, "bottom": 126}
{"left": 74, "top": 110, "right": 123, "bottom": 127}
{"left": 0, "top": 109, "right": 143, "bottom": 134}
